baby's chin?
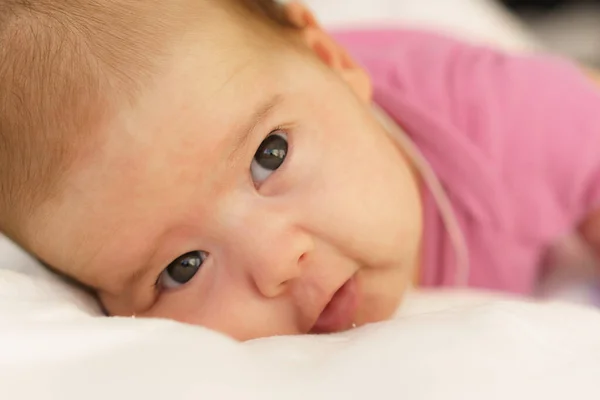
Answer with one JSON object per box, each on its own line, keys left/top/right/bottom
{"left": 354, "top": 271, "right": 410, "bottom": 327}
{"left": 357, "top": 296, "right": 403, "bottom": 328}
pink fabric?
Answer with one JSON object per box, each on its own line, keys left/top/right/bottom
{"left": 334, "top": 29, "right": 600, "bottom": 294}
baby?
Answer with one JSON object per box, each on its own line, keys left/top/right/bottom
{"left": 1, "top": 0, "right": 599, "bottom": 341}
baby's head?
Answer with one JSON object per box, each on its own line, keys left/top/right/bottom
{"left": 0, "top": 0, "right": 422, "bottom": 340}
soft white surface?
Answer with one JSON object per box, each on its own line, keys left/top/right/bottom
{"left": 3, "top": 223, "right": 600, "bottom": 398}
{"left": 2, "top": 2, "right": 597, "bottom": 399}
{"left": 2, "top": 259, "right": 600, "bottom": 400}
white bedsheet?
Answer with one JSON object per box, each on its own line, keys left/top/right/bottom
{"left": 2, "top": 240, "right": 600, "bottom": 399}
{"left": 2, "top": 261, "right": 600, "bottom": 400}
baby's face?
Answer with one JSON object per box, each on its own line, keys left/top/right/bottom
{"left": 30, "top": 13, "right": 422, "bottom": 340}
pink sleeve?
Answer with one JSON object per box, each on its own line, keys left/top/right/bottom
{"left": 357, "top": 30, "right": 600, "bottom": 234}
{"left": 336, "top": 29, "right": 600, "bottom": 290}
{"left": 446, "top": 43, "right": 600, "bottom": 227}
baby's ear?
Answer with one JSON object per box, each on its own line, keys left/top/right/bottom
{"left": 283, "top": 2, "right": 372, "bottom": 103}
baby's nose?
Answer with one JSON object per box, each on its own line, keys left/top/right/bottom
{"left": 230, "top": 218, "right": 313, "bottom": 299}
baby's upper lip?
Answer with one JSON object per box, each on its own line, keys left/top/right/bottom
{"left": 295, "top": 278, "right": 348, "bottom": 334}
{"left": 302, "top": 275, "right": 355, "bottom": 334}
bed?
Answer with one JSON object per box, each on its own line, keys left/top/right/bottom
{"left": 2, "top": 1, "right": 600, "bottom": 399}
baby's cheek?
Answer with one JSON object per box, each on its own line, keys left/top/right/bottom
{"left": 98, "top": 283, "right": 160, "bottom": 317}
{"left": 147, "top": 294, "right": 301, "bottom": 341}
{"left": 98, "top": 292, "right": 133, "bottom": 317}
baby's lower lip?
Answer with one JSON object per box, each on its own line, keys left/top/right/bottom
{"left": 309, "top": 276, "right": 359, "bottom": 334}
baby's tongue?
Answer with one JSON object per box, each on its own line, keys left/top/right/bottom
{"left": 311, "top": 277, "right": 358, "bottom": 334}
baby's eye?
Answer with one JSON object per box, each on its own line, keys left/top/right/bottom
{"left": 158, "top": 251, "right": 208, "bottom": 289}
{"left": 250, "top": 131, "right": 288, "bottom": 184}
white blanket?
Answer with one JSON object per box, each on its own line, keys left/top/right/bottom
{"left": 2, "top": 261, "right": 600, "bottom": 400}
{"left": 2, "top": 240, "right": 600, "bottom": 399}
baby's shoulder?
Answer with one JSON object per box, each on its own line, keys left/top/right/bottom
{"left": 345, "top": 29, "right": 600, "bottom": 240}
{"left": 344, "top": 29, "right": 600, "bottom": 292}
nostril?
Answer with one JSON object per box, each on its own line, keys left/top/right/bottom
{"left": 298, "top": 253, "right": 307, "bottom": 263}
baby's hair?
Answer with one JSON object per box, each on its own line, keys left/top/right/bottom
{"left": 0, "top": 0, "right": 293, "bottom": 245}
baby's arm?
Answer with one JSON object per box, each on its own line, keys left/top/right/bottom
{"left": 581, "top": 210, "right": 600, "bottom": 258}
{"left": 584, "top": 68, "right": 600, "bottom": 86}
{"left": 579, "top": 69, "right": 600, "bottom": 259}
{"left": 349, "top": 30, "right": 600, "bottom": 264}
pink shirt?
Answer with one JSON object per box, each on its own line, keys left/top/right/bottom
{"left": 334, "top": 29, "right": 600, "bottom": 294}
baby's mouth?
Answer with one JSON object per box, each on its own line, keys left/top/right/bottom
{"left": 309, "top": 276, "right": 360, "bottom": 334}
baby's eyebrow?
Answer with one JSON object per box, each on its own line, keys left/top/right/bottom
{"left": 228, "top": 94, "right": 284, "bottom": 163}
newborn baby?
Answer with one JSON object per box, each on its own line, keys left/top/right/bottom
{"left": 1, "top": 0, "right": 599, "bottom": 340}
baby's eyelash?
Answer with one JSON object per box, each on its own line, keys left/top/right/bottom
{"left": 269, "top": 125, "right": 285, "bottom": 135}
